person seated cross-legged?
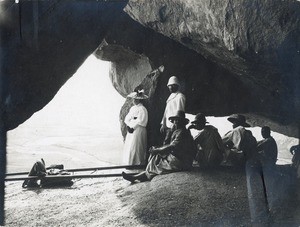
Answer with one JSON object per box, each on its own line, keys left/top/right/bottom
{"left": 188, "top": 113, "right": 225, "bottom": 168}
{"left": 122, "top": 110, "right": 197, "bottom": 183}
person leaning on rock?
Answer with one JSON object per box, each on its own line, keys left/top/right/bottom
{"left": 160, "top": 76, "right": 186, "bottom": 145}
{"left": 222, "top": 114, "right": 257, "bottom": 166}
{"left": 122, "top": 89, "right": 148, "bottom": 166}
{"left": 122, "top": 110, "right": 197, "bottom": 183}
{"left": 188, "top": 113, "right": 225, "bottom": 168}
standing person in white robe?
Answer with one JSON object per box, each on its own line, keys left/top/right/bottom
{"left": 160, "top": 76, "right": 186, "bottom": 145}
{"left": 123, "top": 89, "right": 148, "bottom": 165}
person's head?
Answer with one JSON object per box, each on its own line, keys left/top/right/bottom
{"left": 227, "top": 114, "right": 250, "bottom": 129}
{"left": 127, "top": 89, "right": 148, "bottom": 104}
{"left": 261, "top": 126, "right": 271, "bottom": 138}
{"left": 167, "top": 76, "right": 180, "bottom": 93}
{"left": 190, "top": 113, "right": 208, "bottom": 130}
{"left": 169, "top": 110, "right": 189, "bottom": 130}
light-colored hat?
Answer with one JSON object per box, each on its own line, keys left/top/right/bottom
{"left": 127, "top": 89, "right": 148, "bottom": 99}
{"left": 227, "top": 114, "right": 250, "bottom": 127}
{"left": 169, "top": 110, "right": 189, "bottom": 125}
{"left": 167, "top": 76, "right": 180, "bottom": 86}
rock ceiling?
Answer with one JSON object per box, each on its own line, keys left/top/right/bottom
{"left": 2, "top": 0, "right": 300, "bottom": 137}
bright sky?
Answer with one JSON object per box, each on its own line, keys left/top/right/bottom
{"left": 6, "top": 55, "right": 126, "bottom": 170}
{"left": 11, "top": 55, "right": 125, "bottom": 135}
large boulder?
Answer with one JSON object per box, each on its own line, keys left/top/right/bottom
{"left": 125, "top": 0, "right": 300, "bottom": 86}
{"left": 123, "top": 0, "right": 300, "bottom": 136}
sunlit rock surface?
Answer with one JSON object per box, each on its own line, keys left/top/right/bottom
{"left": 2, "top": 1, "right": 300, "bottom": 138}
{"left": 95, "top": 40, "right": 152, "bottom": 97}
{"left": 125, "top": 0, "right": 300, "bottom": 90}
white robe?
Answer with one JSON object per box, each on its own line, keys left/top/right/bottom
{"left": 161, "top": 92, "right": 185, "bottom": 129}
{"left": 123, "top": 103, "right": 148, "bottom": 165}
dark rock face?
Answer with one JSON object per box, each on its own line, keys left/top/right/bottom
{"left": 1, "top": 1, "right": 300, "bottom": 138}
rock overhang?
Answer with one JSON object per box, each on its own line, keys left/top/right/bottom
{"left": 1, "top": 1, "right": 300, "bottom": 138}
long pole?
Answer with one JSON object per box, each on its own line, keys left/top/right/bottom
{"left": 6, "top": 164, "right": 145, "bottom": 176}
{"left": 5, "top": 172, "right": 138, "bottom": 181}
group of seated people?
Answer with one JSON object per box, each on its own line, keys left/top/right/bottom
{"left": 122, "top": 111, "right": 279, "bottom": 183}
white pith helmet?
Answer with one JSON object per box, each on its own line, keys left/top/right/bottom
{"left": 167, "top": 76, "right": 180, "bottom": 86}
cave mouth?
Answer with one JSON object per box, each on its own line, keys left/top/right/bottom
{"left": 5, "top": 53, "right": 295, "bottom": 173}
{"left": 6, "top": 55, "right": 125, "bottom": 173}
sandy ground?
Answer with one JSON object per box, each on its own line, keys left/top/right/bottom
{"left": 6, "top": 127, "right": 124, "bottom": 173}
{"left": 5, "top": 168, "right": 251, "bottom": 227}
{"left": 5, "top": 166, "right": 300, "bottom": 226}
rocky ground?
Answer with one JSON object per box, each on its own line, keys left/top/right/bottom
{"left": 5, "top": 166, "right": 300, "bottom": 226}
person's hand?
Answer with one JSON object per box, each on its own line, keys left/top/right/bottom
{"left": 149, "top": 146, "right": 159, "bottom": 155}
{"left": 160, "top": 125, "right": 165, "bottom": 134}
{"left": 158, "top": 65, "right": 164, "bottom": 73}
{"left": 149, "top": 146, "right": 155, "bottom": 153}
{"left": 127, "top": 126, "right": 134, "bottom": 134}
{"left": 290, "top": 145, "right": 300, "bottom": 155}
{"left": 224, "top": 141, "right": 234, "bottom": 149}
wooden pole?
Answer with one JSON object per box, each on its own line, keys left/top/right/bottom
{"left": 6, "top": 164, "right": 145, "bottom": 176}
{"left": 5, "top": 172, "right": 138, "bottom": 181}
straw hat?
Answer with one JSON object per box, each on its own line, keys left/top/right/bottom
{"left": 167, "top": 76, "right": 180, "bottom": 86}
{"left": 168, "top": 110, "right": 189, "bottom": 125}
{"left": 127, "top": 89, "right": 148, "bottom": 99}
{"left": 227, "top": 114, "right": 250, "bottom": 127}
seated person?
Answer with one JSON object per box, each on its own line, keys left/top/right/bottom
{"left": 122, "top": 110, "right": 197, "bottom": 183}
{"left": 188, "top": 113, "right": 225, "bottom": 168}
{"left": 222, "top": 114, "right": 257, "bottom": 166}
{"left": 257, "top": 126, "right": 278, "bottom": 166}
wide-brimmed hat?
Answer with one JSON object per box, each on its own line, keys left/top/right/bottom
{"left": 227, "top": 114, "right": 250, "bottom": 127}
{"left": 127, "top": 89, "right": 148, "bottom": 99}
{"left": 167, "top": 76, "right": 180, "bottom": 86}
{"left": 168, "top": 110, "right": 189, "bottom": 125}
{"left": 191, "top": 113, "right": 209, "bottom": 125}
